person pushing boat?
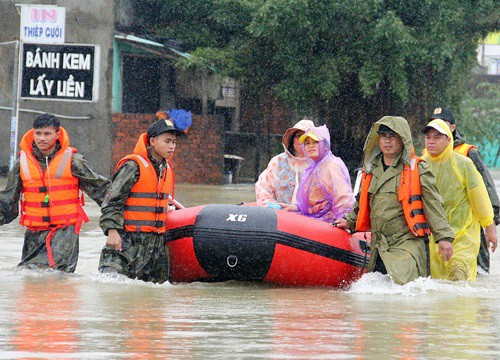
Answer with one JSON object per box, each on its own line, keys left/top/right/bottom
{"left": 98, "top": 116, "right": 184, "bottom": 283}
{"left": 335, "top": 116, "right": 454, "bottom": 285}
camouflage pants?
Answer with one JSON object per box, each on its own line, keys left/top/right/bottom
{"left": 19, "top": 226, "right": 79, "bottom": 273}
{"left": 98, "top": 231, "right": 170, "bottom": 284}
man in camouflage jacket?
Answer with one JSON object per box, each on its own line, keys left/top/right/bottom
{"left": 0, "top": 114, "right": 110, "bottom": 272}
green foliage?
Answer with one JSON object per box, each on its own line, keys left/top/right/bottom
{"left": 461, "top": 82, "right": 500, "bottom": 148}
{"left": 154, "top": 0, "right": 497, "bottom": 110}
{"left": 358, "top": 10, "right": 414, "bottom": 100}
{"left": 154, "top": 0, "right": 258, "bottom": 50}
{"left": 152, "top": 0, "right": 499, "bottom": 166}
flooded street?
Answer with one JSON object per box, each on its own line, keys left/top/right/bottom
{"left": 0, "top": 175, "right": 499, "bottom": 359}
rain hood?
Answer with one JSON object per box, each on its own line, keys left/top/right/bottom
{"left": 362, "top": 116, "right": 414, "bottom": 173}
{"left": 295, "top": 125, "right": 353, "bottom": 222}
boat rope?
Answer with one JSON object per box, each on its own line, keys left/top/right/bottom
{"left": 165, "top": 225, "right": 369, "bottom": 268}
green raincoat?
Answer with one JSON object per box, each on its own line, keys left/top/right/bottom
{"left": 344, "top": 116, "right": 454, "bottom": 285}
{"left": 422, "top": 119, "right": 494, "bottom": 281}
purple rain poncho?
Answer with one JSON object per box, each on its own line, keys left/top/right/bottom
{"left": 295, "top": 125, "right": 354, "bottom": 222}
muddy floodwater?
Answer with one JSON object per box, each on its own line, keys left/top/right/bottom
{"left": 0, "top": 176, "right": 499, "bottom": 359}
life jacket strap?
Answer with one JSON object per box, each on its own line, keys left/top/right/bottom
{"left": 23, "top": 198, "right": 79, "bottom": 207}
{"left": 408, "top": 195, "right": 422, "bottom": 204}
{"left": 124, "top": 205, "right": 166, "bottom": 213}
{"left": 25, "top": 225, "right": 64, "bottom": 268}
{"left": 411, "top": 220, "right": 430, "bottom": 237}
{"left": 74, "top": 204, "right": 89, "bottom": 234}
{"left": 128, "top": 192, "right": 170, "bottom": 199}
{"left": 45, "top": 227, "right": 61, "bottom": 267}
{"left": 22, "top": 213, "right": 79, "bottom": 224}
{"left": 23, "top": 184, "right": 79, "bottom": 192}
{"left": 410, "top": 209, "right": 425, "bottom": 217}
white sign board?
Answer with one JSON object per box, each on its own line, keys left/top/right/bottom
{"left": 20, "top": 5, "right": 65, "bottom": 44}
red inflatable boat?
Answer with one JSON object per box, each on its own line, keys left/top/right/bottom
{"left": 165, "top": 204, "right": 370, "bottom": 287}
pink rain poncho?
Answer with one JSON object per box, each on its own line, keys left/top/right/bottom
{"left": 295, "top": 125, "right": 354, "bottom": 222}
{"left": 255, "top": 120, "right": 314, "bottom": 205}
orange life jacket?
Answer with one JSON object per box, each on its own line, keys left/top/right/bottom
{"left": 454, "top": 143, "right": 477, "bottom": 157}
{"left": 19, "top": 145, "right": 85, "bottom": 229}
{"left": 119, "top": 134, "right": 174, "bottom": 233}
{"left": 356, "top": 156, "right": 431, "bottom": 238}
{"left": 17, "top": 126, "right": 88, "bottom": 268}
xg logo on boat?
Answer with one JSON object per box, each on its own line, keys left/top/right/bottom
{"left": 226, "top": 213, "right": 247, "bottom": 222}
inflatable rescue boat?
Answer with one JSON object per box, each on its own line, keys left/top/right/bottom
{"left": 165, "top": 204, "right": 370, "bottom": 287}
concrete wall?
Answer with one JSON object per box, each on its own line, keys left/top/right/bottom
{"left": 0, "top": 0, "right": 115, "bottom": 177}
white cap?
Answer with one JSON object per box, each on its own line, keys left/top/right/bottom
{"left": 422, "top": 122, "right": 448, "bottom": 136}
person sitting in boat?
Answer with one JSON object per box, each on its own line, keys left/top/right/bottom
{"left": 422, "top": 119, "right": 497, "bottom": 281}
{"left": 255, "top": 119, "right": 315, "bottom": 206}
{"left": 334, "top": 116, "right": 455, "bottom": 285}
{"left": 279, "top": 124, "right": 354, "bottom": 222}
{"left": 98, "top": 117, "right": 184, "bottom": 284}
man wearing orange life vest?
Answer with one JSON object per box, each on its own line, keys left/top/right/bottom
{"left": 0, "top": 114, "right": 110, "bottom": 272}
{"left": 335, "top": 116, "right": 454, "bottom": 285}
{"left": 428, "top": 107, "right": 499, "bottom": 274}
{"left": 98, "top": 118, "right": 184, "bottom": 283}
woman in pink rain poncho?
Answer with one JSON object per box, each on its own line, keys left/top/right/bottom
{"left": 280, "top": 125, "right": 354, "bottom": 222}
{"left": 255, "top": 119, "right": 315, "bottom": 206}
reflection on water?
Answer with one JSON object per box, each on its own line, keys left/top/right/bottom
{"left": 10, "top": 276, "right": 79, "bottom": 356}
{"left": 425, "top": 296, "right": 494, "bottom": 358}
{"left": 0, "top": 178, "right": 498, "bottom": 358}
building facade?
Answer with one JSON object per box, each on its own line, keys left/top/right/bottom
{"left": 0, "top": 0, "right": 115, "bottom": 176}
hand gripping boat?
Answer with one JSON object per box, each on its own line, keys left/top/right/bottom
{"left": 165, "top": 204, "right": 370, "bottom": 287}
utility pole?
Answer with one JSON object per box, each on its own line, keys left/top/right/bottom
{"left": 9, "top": 40, "right": 20, "bottom": 170}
